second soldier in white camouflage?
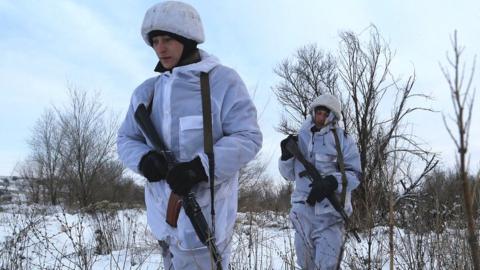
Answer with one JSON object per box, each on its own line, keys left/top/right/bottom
{"left": 279, "top": 94, "right": 361, "bottom": 269}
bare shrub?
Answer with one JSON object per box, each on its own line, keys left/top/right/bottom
{"left": 53, "top": 211, "right": 98, "bottom": 270}
{"left": 0, "top": 211, "right": 39, "bottom": 269}
{"left": 238, "top": 155, "right": 292, "bottom": 213}
{"left": 231, "top": 212, "right": 295, "bottom": 269}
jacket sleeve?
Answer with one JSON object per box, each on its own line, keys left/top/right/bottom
{"left": 199, "top": 68, "right": 262, "bottom": 182}
{"left": 116, "top": 80, "right": 156, "bottom": 174}
{"left": 333, "top": 132, "right": 362, "bottom": 192}
{"left": 278, "top": 157, "right": 295, "bottom": 181}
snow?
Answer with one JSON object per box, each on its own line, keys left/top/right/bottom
{"left": 0, "top": 205, "right": 427, "bottom": 269}
{"left": 0, "top": 177, "right": 470, "bottom": 269}
{"left": 0, "top": 201, "right": 299, "bottom": 269}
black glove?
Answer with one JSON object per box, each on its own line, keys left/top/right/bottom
{"left": 306, "top": 175, "right": 338, "bottom": 206}
{"left": 280, "top": 135, "right": 298, "bottom": 161}
{"left": 166, "top": 156, "right": 208, "bottom": 196}
{"left": 139, "top": 151, "right": 168, "bottom": 182}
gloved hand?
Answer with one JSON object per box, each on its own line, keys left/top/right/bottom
{"left": 166, "top": 156, "right": 208, "bottom": 196}
{"left": 280, "top": 135, "right": 298, "bottom": 161}
{"left": 306, "top": 175, "right": 338, "bottom": 206}
{"left": 139, "top": 151, "right": 168, "bottom": 182}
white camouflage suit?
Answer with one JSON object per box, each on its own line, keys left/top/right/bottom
{"left": 278, "top": 96, "right": 361, "bottom": 269}
{"left": 117, "top": 48, "right": 262, "bottom": 269}
{"left": 117, "top": 2, "right": 261, "bottom": 269}
{"left": 117, "top": 2, "right": 262, "bottom": 266}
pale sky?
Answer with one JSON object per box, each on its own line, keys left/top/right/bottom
{"left": 1, "top": 0, "right": 479, "bottom": 178}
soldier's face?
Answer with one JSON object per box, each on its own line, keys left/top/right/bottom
{"left": 314, "top": 108, "right": 330, "bottom": 127}
{"left": 151, "top": 35, "right": 184, "bottom": 70}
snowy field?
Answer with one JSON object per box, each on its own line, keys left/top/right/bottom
{"left": 0, "top": 176, "right": 301, "bottom": 269}
{"left": 0, "top": 177, "right": 471, "bottom": 269}
{"left": 0, "top": 206, "right": 297, "bottom": 269}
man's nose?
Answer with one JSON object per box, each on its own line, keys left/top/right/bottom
{"left": 155, "top": 42, "right": 166, "bottom": 52}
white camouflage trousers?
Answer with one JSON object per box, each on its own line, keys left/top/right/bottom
{"left": 290, "top": 203, "right": 345, "bottom": 270}
{"left": 159, "top": 238, "right": 231, "bottom": 270}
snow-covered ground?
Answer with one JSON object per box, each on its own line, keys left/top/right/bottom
{"left": 0, "top": 177, "right": 471, "bottom": 269}
{"left": 0, "top": 206, "right": 295, "bottom": 269}
{"left": 0, "top": 176, "right": 300, "bottom": 269}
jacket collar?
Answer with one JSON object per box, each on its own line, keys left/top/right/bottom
{"left": 309, "top": 122, "right": 331, "bottom": 135}
{"left": 301, "top": 115, "right": 335, "bottom": 136}
{"left": 154, "top": 49, "right": 201, "bottom": 73}
{"left": 132, "top": 50, "right": 220, "bottom": 112}
{"left": 154, "top": 49, "right": 220, "bottom": 75}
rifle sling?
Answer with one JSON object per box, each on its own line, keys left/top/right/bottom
{"left": 200, "top": 72, "right": 216, "bottom": 234}
{"left": 331, "top": 127, "right": 348, "bottom": 207}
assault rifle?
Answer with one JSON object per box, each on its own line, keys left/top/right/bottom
{"left": 285, "top": 139, "right": 361, "bottom": 243}
{"left": 134, "top": 104, "right": 222, "bottom": 269}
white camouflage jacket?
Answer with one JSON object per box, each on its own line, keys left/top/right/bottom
{"left": 279, "top": 116, "right": 361, "bottom": 215}
{"left": 117, "top": 50, "right": 262, "bottom": 249}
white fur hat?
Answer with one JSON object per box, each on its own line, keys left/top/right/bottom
{"left": 141, "top": 1, "right": 205, "bottom": 45}
{"left": 309, "top": 94, "right": 342, "bottom": 121}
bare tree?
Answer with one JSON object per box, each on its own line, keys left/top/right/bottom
{"left": 25, "top": 109, "right": 64, "bottom": 205}
{"left": 273, "top": 44, "right": 339, "bottom": 134}
{"left": 440, "top": 30, "right": 479, "bottom": 269}
{"left": 56, "top": 87, "right": 120, "bottom": 208}
{"left": 20, "top": 85, "right": 123, "bottom": 208}
{"left": 16, "top": 109, "right": 64, "bottom": 205}
{"left": 338, "top": 26, "right": 438, "bottom": 269}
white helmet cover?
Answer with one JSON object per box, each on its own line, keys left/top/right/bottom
{"left": 309, "top": 94, "right": 342, "bottom": 121}
{"left": 141, "top": 1, "right": 205, "bottom": 45}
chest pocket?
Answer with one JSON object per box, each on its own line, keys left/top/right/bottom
{"left": 314, "top": 150, "right": 338, "bottom": 175}
{"left": 179, "top": 115, "right": 204, "bottom": 161}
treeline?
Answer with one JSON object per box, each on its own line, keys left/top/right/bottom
{"left": 16, "top": 88, "right": 144, "bottom": 209}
